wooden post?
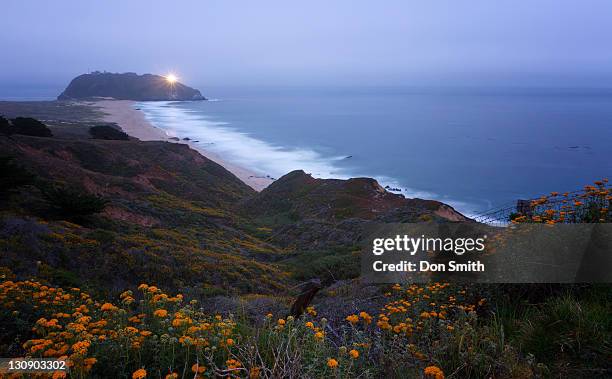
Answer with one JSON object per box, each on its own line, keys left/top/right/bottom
{"left": 289, "top": 279, "right": 322, "bottom": 318}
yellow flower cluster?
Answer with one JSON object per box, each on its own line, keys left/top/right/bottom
{"left": 513, "top": 179, "right": 610, "bottom": 224}
{"left": 343, "top": 282, "right": 482, "bottom": 368}
{"left": 0, "top": 280, "right": 240, "bottom": 378}
{"left": 1, "top": 277, "right": 484, "bottom": 377}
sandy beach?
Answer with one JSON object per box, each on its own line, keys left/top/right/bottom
{"left": 94, "top": 100, "right": 273, "bottom": 191}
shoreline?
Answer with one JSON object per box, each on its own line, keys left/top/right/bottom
{"left": 93, "top": 100, "right": 273, "bottom": 191}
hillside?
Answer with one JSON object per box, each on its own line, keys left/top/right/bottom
{"left": 0, "top": 135, "right": 466, "bottom": 291}
{"left": 0, "top": 135, "right": 287, "bottom": 295}
{"left": 243, "top": 169, "right": 467, "bottom": 223}
{"left": 58, "top": 72, "right": 206, "bottom": 101}
{"left": 0, "top": 124, "right": 474, "bottom": 312}
{"left": 241, "top": 170, "right": 468, "bottom": 255}
{"left": 0, "top": 114, "right": 609, "bottom": 378}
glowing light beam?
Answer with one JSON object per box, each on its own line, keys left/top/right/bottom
{"left": 166, "top": 73, "right": 178, "bottom": 84}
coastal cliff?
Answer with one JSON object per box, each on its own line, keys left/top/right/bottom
{"left": 57, "top": 72, "right": 206, "bottom": 101}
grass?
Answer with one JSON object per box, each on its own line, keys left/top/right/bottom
{"left": 514, "top": 288, "right": 611, "bottom": 376}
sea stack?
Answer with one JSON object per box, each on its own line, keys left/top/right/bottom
{"left": 58, "top": 72, "right": 206, "bottom": 101}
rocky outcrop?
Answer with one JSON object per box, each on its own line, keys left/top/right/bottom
{"left": 58, "top": 72, "right": 206, "bottom": 101}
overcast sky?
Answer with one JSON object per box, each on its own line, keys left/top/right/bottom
{"left": 2, "top": 0, "right": 612, "bottom": 88}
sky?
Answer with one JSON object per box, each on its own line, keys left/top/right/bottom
{"left": 2, "top": 0, "right": 612, "bottom": 89}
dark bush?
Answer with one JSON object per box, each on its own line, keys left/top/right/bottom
{"left": 89, "top": 125, "right": 129, "bottom": 140}
{"left": 0, "top": 116, "right": 11, "bottom": 135}
{"left": 0, "top": 156, "right": 35, "bottom": 194}
{"left": 11, "top": 117, "right": 53, "bottom": 137}
{"left": 40, "top": 184, "right": 108, "bottom": 218}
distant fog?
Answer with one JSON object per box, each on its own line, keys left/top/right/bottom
{"left": 3, "top": 0, "right": 612, "bottom": 89}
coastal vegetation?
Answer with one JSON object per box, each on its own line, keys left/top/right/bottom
{"left": 89, "top": 125, "right": 129, "bottom": 141}
{"left": 0, "top": 116, "right": 10, "bottom": 135}
{"left": 0, "top": 116, "right": 53, "bottom": 137}
{"left": 1, "top": 277, "right": 608, "bottom": 378}
{"left": 0, "top": 110, "right": 610, "bottom": 378}
{"left": 0, "top": 156, "right": 35, "bottom": 195}
{"left": 39, "top": 184, "right": 109, "bottom": 221}
{"left": 510, "top": 180, "right": 611, "bottom": 224}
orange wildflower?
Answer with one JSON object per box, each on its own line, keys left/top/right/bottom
{"left": 153, "top": 309, "right": 168, "bottom": 318}
{"left": 191, "top": 363, "right": 206, "bottom": 373}
{"left": 424, "top": 365, "right": 445, "bottom": 379}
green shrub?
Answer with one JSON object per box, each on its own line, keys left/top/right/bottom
{"left": 0, "top": 156, "right": 35, "bottom": 194}
{"left": 0, "top": 116, "right": 11, "bottom": 135}
{"left": 287, "top": 249, "right": 360, "bottom": 282}
{"left": 10, "top": 117, "right": 53, "bottom": 137}
{"left": 40, "top": 184, "right": 108, "bottom": 218}
{"left": 89, "top": 125, "right": 129, "bottom": 140}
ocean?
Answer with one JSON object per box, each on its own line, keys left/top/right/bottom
{"left": 137, "top": 86, "right": 612, "bottom": 217}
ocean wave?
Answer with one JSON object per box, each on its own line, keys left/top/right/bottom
{"left": 137, "top": 101, "right": 345, "bottom": 179}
